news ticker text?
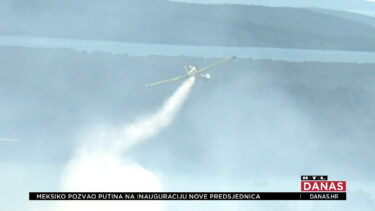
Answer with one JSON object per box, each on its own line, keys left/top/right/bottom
{"left": 29, "top": 192, "right": 346, "bottom": 200}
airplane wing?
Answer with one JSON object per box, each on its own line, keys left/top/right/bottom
{"left": 196, "top": 56, "right": 236, "bottom": 74}
{"left": 146, "top": 56, "right": 236, "bottom": 87}
{"left": 146, "top": 75, "right": 189, "bottom": 87}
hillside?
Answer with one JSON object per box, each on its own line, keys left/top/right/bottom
{"left": 310, "top": 8, "right": 375, "bottom": 26}
{"left": 1, "top": 46, "right": 374, "bottom": 163}
{"left": 2, "top": 0, "right": 375, "bottom": 51}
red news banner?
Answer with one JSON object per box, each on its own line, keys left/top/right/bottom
{"left": 299, "top": 175, "right": 346, "bottom": 200}
{"left": 302, "top": 181, "right": 346, "bottom": 192}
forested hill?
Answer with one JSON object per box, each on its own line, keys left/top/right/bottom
{"left": 2, "top": 0, "right": 375, "bottom": 51}
{"left": 1, "top": 45, "right": 375, "bottom": 162}
{"left": 310, "top": 8, "right": 375, "bottom": 27}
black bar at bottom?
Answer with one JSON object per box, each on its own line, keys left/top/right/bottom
{"left": 29, "top": 192, "right": 346, "bottom": 200}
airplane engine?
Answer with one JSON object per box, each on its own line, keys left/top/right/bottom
{"left": 200, "top": 73, "right": 211, "bottom": 80}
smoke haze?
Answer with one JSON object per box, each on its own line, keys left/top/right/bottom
{"left": 51, "top": 77, "right": 195, "bottom": 211}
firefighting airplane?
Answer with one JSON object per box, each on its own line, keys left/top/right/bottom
{"left": 146, "top": 56, "right": 236, "bottom": 87}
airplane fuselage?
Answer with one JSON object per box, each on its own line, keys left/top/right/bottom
{"left": 186, "top": 65, "right": 198, "bottom": 76}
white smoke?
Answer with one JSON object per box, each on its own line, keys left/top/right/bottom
{"left": 51, "top": 77, "right": 195, "bottom": 211}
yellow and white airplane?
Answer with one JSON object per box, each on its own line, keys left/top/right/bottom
{"left": 146, "top": 56, "right": 236, "bottom": 87}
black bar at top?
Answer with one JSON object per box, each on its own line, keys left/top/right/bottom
{"left": 29, "top": 192, "right": 346, "bottom": 200}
